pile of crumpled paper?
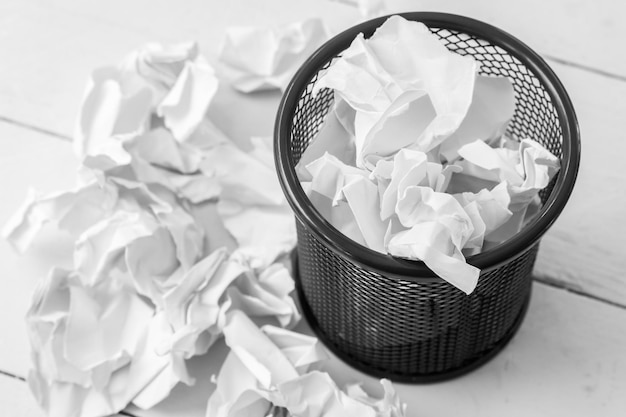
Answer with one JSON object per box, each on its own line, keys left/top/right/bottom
{"left": 3, "top": 3, "right": 409, "bottom": 417}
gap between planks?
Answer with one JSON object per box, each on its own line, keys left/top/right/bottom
{"left": 0, "top": 115, "right": 70, "bottom": 142}
{"left": 0, "top": 371, "right": 140, "bottom": 417}
{"left": 543, "top": 54, "right": 626, "bottom": 83}
{"left": 533, "top": 276, "right": 626, "bottom": 310}
{"left": 0, "top": 279, "right": 624, "bottom": 407}
{"left": 0, "top": 52, "right": 623, "bottom": 146}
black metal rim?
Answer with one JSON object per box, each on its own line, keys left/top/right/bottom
{"left": 275, "top": 12, "right": 581, "bottom": 281}
{"left": 293, "top": 251, "right": 532, "bottom": 382}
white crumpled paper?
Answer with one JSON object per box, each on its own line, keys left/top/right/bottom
{"left": 313, "top": 15, "right": 478, "bottom": 169}
{"left": 27, "top": 267, "right": 171, "bottom": 417}
{"left": 299, "top": 15, "right": 560, "bottom": 294}
{"left": 206, "top": 311, "right": 407, "bottom": 417}
{"left": 219, "top": 19, "right": 329, "bottom": 93}
{"left": 4, "top": 40, "right": 302, "bottom": 417}
{"left": 76, "top": 41, "right": 217, "bottom": 158}
{"left": 21, "top": 194, "right": 300, "bottom": 416}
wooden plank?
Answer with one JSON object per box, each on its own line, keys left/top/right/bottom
{"left": 0, "top": 0, "right": 623, "bottom": 323}
{"left": 0, "top": 373, "right": 42, "bottom": 417}
{"left": 128, "top": 282, "right": 626, "bottom": 417}
{"left": 0, "top": 0, "right": 355, "bottom": 139}
{"left": 0, "top": 121, "right": 79, "bottom": 377}
{"left": 4, "top": 281, "right": 625, "bottom": 416}
{"left": 2, "top": 0, "right": 626, "bottom": 140}
{"left": 34, "top": 0, "right": 626, "bottom": 77}
{"left": 387, "top": 0, "right": 626, "bottom": 77}
{"left": 533, "top": 61, "right": 626, "bottom": 305}
{"left": 0, "top": 121, "right": 623, "bottom": 415}
{"left": 0, "top": 372, "right": 134, "bottom": 417}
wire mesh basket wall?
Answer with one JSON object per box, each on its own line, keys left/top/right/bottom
{"left": 275, "top": 12, "right": 580, "bottom": 382}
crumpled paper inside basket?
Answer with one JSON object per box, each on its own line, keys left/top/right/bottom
{"left": 297, "top": 15, "right": 560, "bottom": 294}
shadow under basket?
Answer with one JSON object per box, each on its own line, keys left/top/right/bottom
{"left": 274, "top": 12, "right": 580, "bottom": 383}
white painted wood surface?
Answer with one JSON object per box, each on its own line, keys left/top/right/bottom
{"left": 0, "top": 0, "right": 625, "bottom": 416}
{"left": 0, "top": 121, "right": 78, "bottom": 378}
{"left": 534, "top": 62, "right": 626, "bottom": 305}
{"left": 126, "top": 283, "right": 626, "bottom": 417}
{"left": 393, "top": 0, "right": 626, "bottom": 77}
{"left": 0, "top": 373, "right": 44, "bottom": 417}
{"left": 0, "top": 372, "right": 129, "bottom": 417}
{"left": 0, "top": 0, "right": 624, "bottom": 303}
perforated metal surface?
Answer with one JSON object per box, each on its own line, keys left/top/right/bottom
{"left": 275, "top": 13, "right": 580, "bottom": 382}
{"left": 295, "top": 222, "right": 536, "bottom": 380}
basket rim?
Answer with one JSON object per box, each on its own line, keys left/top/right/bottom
{"left": 274, "top": 12, "right": 581, "bottom": 280}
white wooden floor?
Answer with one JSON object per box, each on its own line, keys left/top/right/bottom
{"left": 0, "top": 0, "right": 625, "bottom": 416}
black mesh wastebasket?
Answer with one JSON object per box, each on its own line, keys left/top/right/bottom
{"left": 274, "top": 12, "right": 580, "bottom": 382}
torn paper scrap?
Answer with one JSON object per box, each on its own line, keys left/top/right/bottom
{"left": 301, "top": 183, "right": 367, "bottom": 247}
{"left": 206, "top": 310, "right": 325, "bottom": 417}
{"left": 341, "top": 176, "right": 387, "bottom": 253}
{"left": 27, "top": 268, "right": 160, "bottom": 417}
{"left": 223, "top": 312, "right": 324, "bottom": 384}
{"left": 131, "top": 124, "right": 204, "bottom": 174}
{"left": 391, "top": 184, "right": 484, "bottom": 287}
{"left": 439, "top": 75, "right": 515, "bottom": 162}
{"left": 276, "top": 371, "right": 379, "bottom": 416}
{"left": 296, "top": 107, "right": 356, "bottom": 182}
{"left": 456, "top": 137, "right": 560, "bottom": 204}
{"left": 345, "top": 379, "right": 407, "bottom": 417}
{"left": 128, "top": 129, "right": 222, "bottom": 204}
{"left": 219, "top": 19, "right": 329, "bottom": 92}
{"left": 158, "top": 248, "right": 244, "bottom": 358}
{"left": 124, "top": 311, "right": 194, "bottom": 410}
{"left": 82, "top": 128, "right": 222, "bottom": 204}
{"left": 387, "top": 220, "right": 480, "bottom": 295}
{"left": 453, "top": 181, "right": 513, "bottom": 238}
{"left": 1, "top": 174, "right": 174, "bottom": 256}
{"left": 305, "top": 152, "right": 369, "bottom": 206}
{"left": 157, "top": 246, "right": 301, "bottom": 362}
{"left": 374, "top": 148, "right": 429, "bottom": 220}
{"left": 453, "top": 136, "right": 560, "bottom": 234}
{"left": 218, "top": 203, "right": 296, "bottom": 270}
{"left": 259, "top": 325, "right": 328, "bottom": 372}
{"left": 358, "top": 92, "right": 437, "bottom": 170}
{"left": 276, "top": 371, "right": 408, "bottom": 417}
{"left": 202, "top": 140, "right": 286, "bottom": 206}
{"left": 74, "top": 66, "right": 152, "bottom": 159}
{"left": 212, "top": 135, "right": 296, "bottom": 267}
{"left": 227, "top": 256, "right": 301, "bottom": 328}
{"left": 249, "top": 136, "right": 275, "bottom": 169}
{"left": 157, "top": 244, "right": 301, "bottom": 362}
{"left": 2, "top": 181, "right": 118, "bottom": 253}
{"left": 207, "top": 311, "right": 406, "bottom": 417}
{"left": 120, "top": 41, "right": 200, "bottom": 103}
{"left": 203, "top": 136, "right": 297, "bottom": 270}
{"left": 302, "top": 153, "right": 388, "bottom": 250}
{"left": 509, "top": 138, "right": 560, "bottom": 210}
{"left": 156, "top": 56, "right": 219, "bottom": 142}
{"left": 76, "top": 42, "right": 218, "bottom": 159}
{"left": 71, "top": 180, "right": 205, "bottom": 292}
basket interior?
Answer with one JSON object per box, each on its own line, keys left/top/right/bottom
{"left": 276, "top": 14, "right": 579, "bottom": 380}
{"left": 288, "top": 26, "right": 564, "bottom": 206}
